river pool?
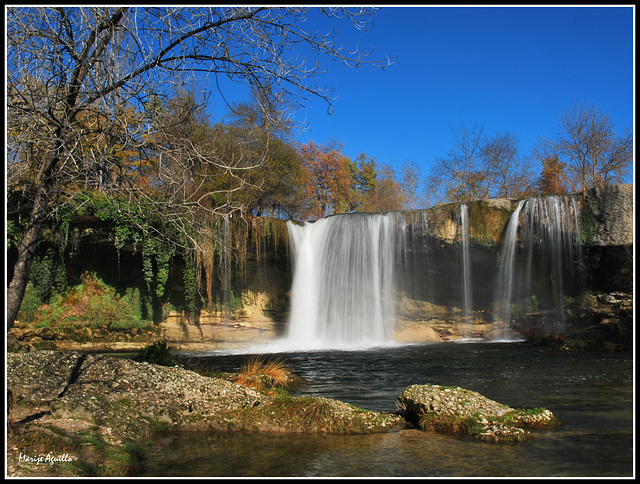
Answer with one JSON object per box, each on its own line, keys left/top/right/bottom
{"left": 141, "top": 342, "right": 634, "bottom": 478}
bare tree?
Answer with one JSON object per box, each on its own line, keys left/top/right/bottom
{"left": 399, "top": 159, "right": 427, "bottom": 209}
{"left": 426, "top": 121, "right": 487, "bottom": 204}
{"left": 480, "top": 131, "right": 535, "bottom": 198}
{"left": 426, "top": 124, "right": 540, "bottom": 204}
{"left": 535, "top": 100, "right": 633, "bottom": 192}
{"left": 6, "top": 6, "right": 394, "bottom": 330}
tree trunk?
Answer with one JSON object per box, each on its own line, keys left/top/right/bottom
{"left": 6, "top": 189, "right": 49, "bottom": 332}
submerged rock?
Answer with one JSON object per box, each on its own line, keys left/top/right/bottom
{"left": 397, "top": 383, "right": 558, "bottom": 443}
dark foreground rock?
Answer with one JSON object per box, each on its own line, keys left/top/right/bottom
{"left": 6, "top": 351, "right": 402, "bottom": 477}
{"left": 397, "top": 383, "right": 558, "bottom": 443}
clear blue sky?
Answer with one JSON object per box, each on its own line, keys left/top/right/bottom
{"left": 280, "top": 5, "right": 634, "bottom": 183}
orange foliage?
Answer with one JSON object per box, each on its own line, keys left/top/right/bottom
{"left": 300, "top": 140, "right": 353, "bottom": 218}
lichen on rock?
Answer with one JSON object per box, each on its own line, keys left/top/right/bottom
{"left": 397, "top": 383, "right": 558, "bottom": 443}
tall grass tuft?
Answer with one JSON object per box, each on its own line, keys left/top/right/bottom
{"left": 234, "top": 355, "right": 296, "bottom": 390}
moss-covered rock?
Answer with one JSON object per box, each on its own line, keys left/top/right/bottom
{"left": 397, "top": 383, "right": 558, "bottom": 443}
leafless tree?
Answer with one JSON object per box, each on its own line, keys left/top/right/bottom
{"left": 6, "top": 6, "right": 394, "bottom": 330}
{"left": 480, "top": 131, "right": 535, "bottom": 199}
{"left": 535, "top": 100, "right": 633, "bottom": 192}
{"left": 426, "top": 121, "right": 487, "bottom": 204}
{"left": 398, "top": 160, "right": 428, "bottom": 210}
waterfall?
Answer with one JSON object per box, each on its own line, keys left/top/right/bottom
{"left": 286, "top": 213, "right": 401, "bottom": 348}
{"left": 222, "top": 214, "right": 232, "bottom": 323}
{"left": 494, "top": 196, "right": 583, "bottom": 338}
{"left": 460, "top": 204, "right": 473, "bottom": 324}
{"left": 281, "top": 194, "right": 583, "bottom": 350}
{"left": 494, "top": 200, "right": 525, "bottom": 339}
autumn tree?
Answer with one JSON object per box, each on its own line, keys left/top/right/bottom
{"left": 300, "top": 139, "right": 353, "bottom": 219}
{"left": 366, "top": 164, "right": 405, "bottom": 212}
{"left": 6, "top": 6, "right": 393, "bottom": 330}
{"left": 225, "top": 94, "right": 308, "bottom": 219}
{"left": 535, "top": 100, "right": 633, "bottom": 192}
{"left": 538, "top": 155, "right": 568, "bottom": 195}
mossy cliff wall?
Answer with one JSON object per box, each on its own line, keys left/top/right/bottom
{"left": 9, "top": 184, "right": 632, "bottom": 349}
{"left": 63, "top": 184, "right": 638, "bottom": 321}
{"left": 398, "top": 184, "right": 632, "bottom": 306}
{"left": 222, "top": 184, "right": 631, "bottom": 328}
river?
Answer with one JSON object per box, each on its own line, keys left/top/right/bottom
{"left": 141, "top": 341, "right": 634, "bottom": 478}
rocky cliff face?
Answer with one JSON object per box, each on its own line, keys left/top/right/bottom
{"left": 583, "top": 183, "right": 633, "bottom": 246}
{"left": 580, "top": 184, "right": 633, "bottom": 294}
{"left": 170, "top": 184, "right": 633, "bottom": 346}
{"left": 9, "top": 185, "right": 633, "bottom": 350}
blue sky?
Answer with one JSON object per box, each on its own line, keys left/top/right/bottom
{"left": 270, "top": 5, "right": 634, "bottom": 183}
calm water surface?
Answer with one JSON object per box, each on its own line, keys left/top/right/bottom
{"left": 142, "top": 342, "right": 634, "bottom": 478}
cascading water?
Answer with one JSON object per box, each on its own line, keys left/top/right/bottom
{"left": 222, "top": 215, "right": 231, "bottom": 322}
{"left": 286, "top": 213, "right": 402, "bottom": 349}
{"left": 237, "top": 194, "right": 587, "bottom": 353}
{"left": 494, "top": 200, "right": 526, "bottom": 339}
{"left": 460, "top": 204, "right": 473, "bottom": 325}
{"left": 494, "top": 196, "right": 583, "bottom": 339}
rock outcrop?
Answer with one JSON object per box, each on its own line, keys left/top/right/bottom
{"left": 397, "top": 383, "right": 558, "bottom": 443}
{"left": 583, "top": 183, "right": 633, "bottom": 246}
{"left": 7, "top": 351, "right": 402, "bottom": 438}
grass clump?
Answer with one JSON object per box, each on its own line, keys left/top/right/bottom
{"left": 234, "top": 355, "right": 298, "bottom": 391}
{"left": 102, "top": 440, "right": 149, "bottom": 477}
{"left": 16, "top": 282, "right": 42, "bottom": 324}
{"left": 418, "top": 411, "right": 483, "bottom": 437}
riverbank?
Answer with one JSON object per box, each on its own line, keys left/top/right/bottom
{"left": 7, "top": 289, "right": 633, "bottom": 354}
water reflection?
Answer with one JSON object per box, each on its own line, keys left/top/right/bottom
{"left": 143, "top": 342, "right": 633, "bottom": 477}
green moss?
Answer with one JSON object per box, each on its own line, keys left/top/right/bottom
{"left": 16, "top": 282, "right": 42, "bottom": 324}
{"left": 418, "top": 411, "right": 483, "bottom": 437}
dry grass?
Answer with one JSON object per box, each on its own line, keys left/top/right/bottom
{"left": 234, "top": 355, "right": 296, "bottom": 390}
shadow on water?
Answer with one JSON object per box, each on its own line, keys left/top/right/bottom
{"left": 143, "top": 342, "right": 633, "bottom": 478}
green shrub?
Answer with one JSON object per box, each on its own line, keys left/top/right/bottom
{"left": 133, "top": 341, "right": 176, "bottom": 367}
{"left": 32, "top": 273, "right": 151, "bottom": 331}
{"left": 511, "top": 294, "right": 539, "bottom": 316}
{"left": 29, "top": 249, "right": 67, "bottom": 303}
{"left": 17, "top": 282, "right": 42, "bottom": 324}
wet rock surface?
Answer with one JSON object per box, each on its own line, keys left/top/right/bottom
{"left": 397, "top": 383, "right": 558, "bottom": 443}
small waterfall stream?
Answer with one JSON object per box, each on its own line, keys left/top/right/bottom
{"left": 494, "top": 200, "right": 526, "bottom": 338}
{"left": 460, "top": 204, "right": 473, "bottom": 326}
{"left": 494, "top": 196, "right": 583, "bottom": 337}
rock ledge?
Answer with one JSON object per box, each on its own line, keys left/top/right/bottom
{"left": 397, "top": 383, "right": 558, "bottom": 443}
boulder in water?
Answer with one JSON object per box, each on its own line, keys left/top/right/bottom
{"left": 397, "top": 383, "right": 558, "bottom": 443}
